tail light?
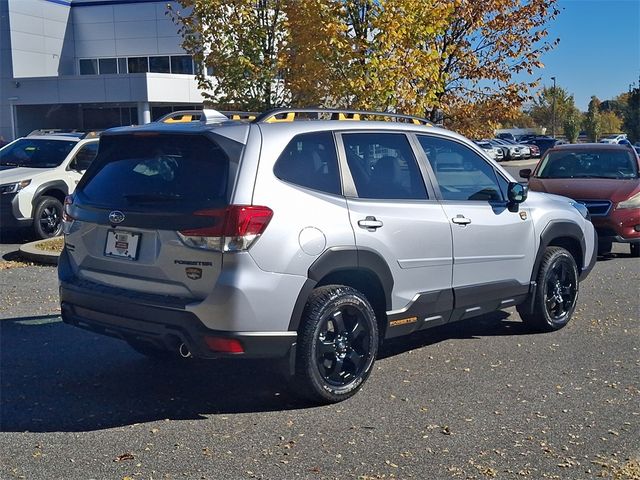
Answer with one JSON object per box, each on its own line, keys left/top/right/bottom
{"left": 177, "top": 205, "right": 273, "bottom": 252}
{"left": 62, "top": 195, "right": 75, "bottom": 234}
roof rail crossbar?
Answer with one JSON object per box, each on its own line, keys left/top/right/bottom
{"left": 254, "top": 108, "right": 432, "bottom": 126}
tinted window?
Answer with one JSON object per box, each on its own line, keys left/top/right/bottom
{"left": 118, "top": 58, "right": 128, "bottom": 74}
{"left": 98, "top": 58, "right": 117, "bottom": 74}
{"left": 418, "top": 136, "right": 503, "bottom": 201}
{"left": 273, "top": 132, "right": 341, "bottom": 195}
{"left": 0, "top": 139, "right": 76, "bottom": 168}
{"left": 71, "top": 143, "right": 99, "bottom": 171}
{"left": 79, "top": 59, "right": 98, "bottom": 75}
{"left": 149, "top": 56, "right": 170, "bottom": 73}
{"left": 81, "top": 135, "right": 231, "bottom": 209}
{"left": 342, "top": 133, "right": 428, "bottom": 200}
{"left": 128, "top": 57, "right": 148, "bottom": 73}
{"left": 171, "top": 55, "right": 194, "bottom": 74}
{"left": 537, "top": 149, "right": 638, "bottom": 179}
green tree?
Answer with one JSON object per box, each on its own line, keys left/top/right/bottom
{"left": 563, "top": 110, "right": 582, "bottom": 143}
{"left": 623, "top": 84, "right": 639, "bottom": 143}
{"left": 584, "top": 96, "right": 602, "bottom": 142}
{"left": 599, "top": 111, "right": 623, "bottom": 134}
{"left": 170, "top": 0, "right": 289, "bottom": 111}
{"left": 528, "top": 86, "right": 579, "bottom": 134}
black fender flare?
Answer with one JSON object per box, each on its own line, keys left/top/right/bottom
{"left": 532, "top": 220, "right": 586, "bottom": 282}
{"left": 31, "top": 180, "right": 69, "bottom": 208}
{"left": 287, "top": 246, "right": 394, "bottom": 331}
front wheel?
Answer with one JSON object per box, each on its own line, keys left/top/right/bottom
{"left": 33, "top": 196, "right": 63, "bottom": 239}
{"left": 517, "top": 247, "right": 579, "bottom": 332}
{"left": 630, "top": 243, "right": 640, "bottom": 258}
{"left": 295, "top": 285, "right": 379, "bottom": 404}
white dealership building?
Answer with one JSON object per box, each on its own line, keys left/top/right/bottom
{"left": 0, "top": 0, "right": 204, "bottom": 141}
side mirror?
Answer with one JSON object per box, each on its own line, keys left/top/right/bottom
{"left": 519, "top": 168, "right": 532, "bottom": 179}
{"left": 507, "top": 182, "right": 527, "bottom": 212}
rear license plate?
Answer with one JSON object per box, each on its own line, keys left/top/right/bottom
{"left": 104, "top": 230, "right": 140, "bottom": 260}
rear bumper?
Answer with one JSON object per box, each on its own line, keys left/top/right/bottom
{"left": 58, "top": 250, "right": 297, "bottom": 360}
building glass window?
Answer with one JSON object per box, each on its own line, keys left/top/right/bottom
{"left": 128, "top": 57, "right": 149, "bottom": 73}
{"left": 79, "top": 59, "right": 98, "bottom": 75}
{"left": 171, "top": 55, "right": 194, "bottom": 74}
{"left": 149, "top": 56, "right": 170, "bottom": 73}
{"left": 118, "top": 58, "right": 128, "bottom": 74}
{"left": 99, "top": 58, "right": 117, "bottom": 74}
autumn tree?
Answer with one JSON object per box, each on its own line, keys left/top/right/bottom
{"left": 584, "top": 96, "right": 602, "bottom": 142}
{"left": 599, "top": 111, "right": 623, "bottom": 134}
{"left": 425, "top": 0, "right": 560, "bottom": 133}
{"left": 169, "top": 0, "right": 288, "bottom": 111}
{"left": 284, "top": 0, "right": 452, "bottom": 116}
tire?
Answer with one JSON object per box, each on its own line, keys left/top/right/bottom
{"left": 631, "top": 243, "right": 640, "bottom": 257}
{"left": 598, "top": 239, "right": 612, "bottom": 256}
{"left": 517, "top": 247, "right": 579, "bottom": 332}
{"left": 33, "top": 196, "right": 63, "bottom": 239}
{"left": 295, "top": 285, "right": 379, "bottom": 404}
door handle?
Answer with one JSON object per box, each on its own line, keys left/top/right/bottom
{"left": 451, "top": 215, "right": 471, "bottom": 225}
{"left": 358, "top": 216, "right": 383, "bottom": 230}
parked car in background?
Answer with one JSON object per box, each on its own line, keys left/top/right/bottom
{"left": 521, "top": 137, "right": 564, "bottom": 157}
{"left": 498, "top": 138, "right": 532, "bottom": 159}
{"left": 492, "top": 138, "right": 525, "bottom": 160}
{"left": 599, "top": 134, "right": 627, "bottom": 144}
{"left": 521, "top": 143, "right": 640, "bottom": 256}
{"left": 496, "top": 132, "right": 517, "bottom": 142}
{"left": 474, "top": 140, "right": 504, "bottom": 161}
{"left": 0, "top": 131, "right": 99, "bottom": 238}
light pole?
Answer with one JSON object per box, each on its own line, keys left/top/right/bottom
{"left": 551, "top": 76, "right": 556, "bottom": 138}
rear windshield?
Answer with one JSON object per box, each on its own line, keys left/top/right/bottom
{"left": 0, "top": 138, "right": 76, "bottom": 168}
{"left": 537, "top": 149, "right": 638, "bottom": 179}
{"left": 79, "top": 134, "right": 232, "bottom": 209}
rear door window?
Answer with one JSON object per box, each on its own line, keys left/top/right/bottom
{"left": 341, "top": 133, "right": 428, "bottom": 200}
{"left": 80, "top": 134, "right": 231, "bottom": 209}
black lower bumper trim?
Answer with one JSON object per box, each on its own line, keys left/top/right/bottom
{"left": 60, "top": 283, "right": 296, "bottom": 360}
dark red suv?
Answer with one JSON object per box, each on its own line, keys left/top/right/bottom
{"left": 521, "top": 143, "right": 640, "bottom": 256}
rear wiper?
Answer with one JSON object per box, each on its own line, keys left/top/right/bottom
{"left": 123, "top": 193, "right": 182, "bottom": 203}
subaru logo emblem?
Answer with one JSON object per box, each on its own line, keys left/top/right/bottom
{"left": 108, "top": 211, "right": 125, "bottom": 224}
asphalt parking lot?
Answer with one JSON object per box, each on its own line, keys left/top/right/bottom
{"left": 1, "top": 185, "right": 639, "bottom": 479}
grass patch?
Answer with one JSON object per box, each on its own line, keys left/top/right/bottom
{"left": 34, "top": 236, "right": 64, "bottom": 253}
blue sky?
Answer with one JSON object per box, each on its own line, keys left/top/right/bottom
{"left": 522, "top": 0, "right": 640, "bottom": 111}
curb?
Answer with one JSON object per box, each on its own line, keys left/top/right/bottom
{"left": 19, "top": 238, "right": 61, "bottom": 265}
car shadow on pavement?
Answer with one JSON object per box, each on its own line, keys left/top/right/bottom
{"left": 0, "top": 310, "right": 533, "bottom": 433}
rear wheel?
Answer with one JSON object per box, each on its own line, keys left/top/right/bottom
{"left": 295, "top": 285, "right": 378, "bottom": 404}
{"left": 517, "top": 247, "right": 579, "bottom": 332}
{"left": 33, "top": 196, "right": 63, "bottom": 239}
{"left": 631, "top": 243, "right": 640, "bottom": 257}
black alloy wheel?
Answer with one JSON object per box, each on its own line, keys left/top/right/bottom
{"left": 295, "top": 285, "right": 378, "bottom": 403}
{"left": 543, "top": 256, "right": 578, "bottom": 322}
{"left": 33, "top": 197, "right": 63, "bottom": 239}
{"left": 630, "top": 243, "right": 640, "bottom": 257}
{"left": 517, "top": 246, "right": 579, "bottom": 332}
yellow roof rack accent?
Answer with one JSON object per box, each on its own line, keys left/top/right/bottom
{"left": 264, "top": 112, "right": 297, "bottom": 123}
{"left": 255, "top": 108, "right": 431, "bottom": 125}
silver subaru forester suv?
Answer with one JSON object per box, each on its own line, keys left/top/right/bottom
{"left": 59, "top": 109, "right": 597, "bottom": 403}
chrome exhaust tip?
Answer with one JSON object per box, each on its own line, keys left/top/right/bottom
{"left": 178, "top": 343, "right": 192, "bottom": 358}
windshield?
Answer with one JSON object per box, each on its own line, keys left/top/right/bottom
{"left": 536, "top": 149, "right": 638, "bottom": 179}
{"left": 0, "top": 138, "right": 76, "bottom": 168}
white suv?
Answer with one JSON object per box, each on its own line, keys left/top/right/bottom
{"left": 0, "top": 132, "right": 99, "bottom": 238}
{"left": 59, "top": 109, "right": 597, "bottom": 403}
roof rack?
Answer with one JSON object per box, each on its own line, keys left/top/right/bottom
{"left": 157, "top": 109, "right": 259, "bottom": 124}
{"left": 253, "top": 108, "right": 433, "bottom": 126}
{"left": 27, "top": 129, "right": 102, "bottom": 139}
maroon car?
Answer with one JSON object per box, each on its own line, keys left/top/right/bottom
{"left": 521, "top": 143, "right": 640, "bottom": 256}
